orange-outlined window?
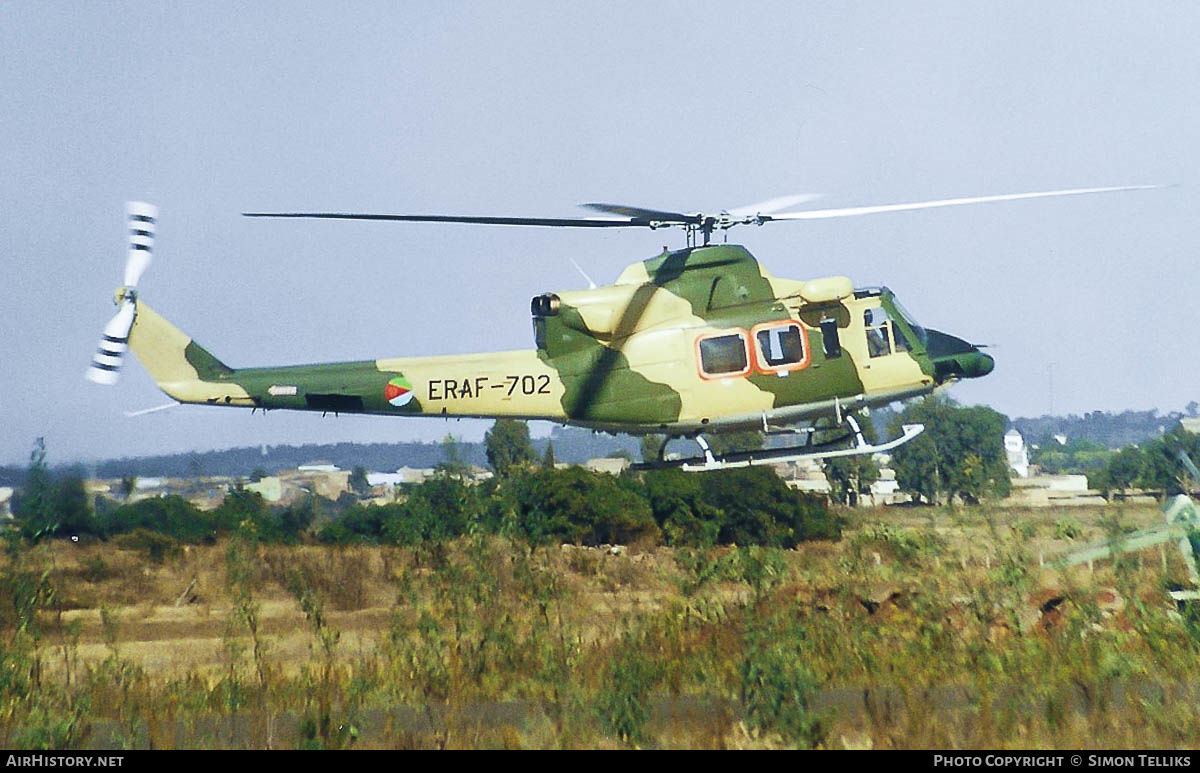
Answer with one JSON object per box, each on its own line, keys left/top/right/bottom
{"left": 751, "top": 321, "right": 811, "bottom": 374}
{"left": 696, "top": 331, "right": 751, "bottom": 379}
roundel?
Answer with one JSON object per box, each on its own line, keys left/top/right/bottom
{"left": 385, "top": 375, "right": 415, "bottom": 407}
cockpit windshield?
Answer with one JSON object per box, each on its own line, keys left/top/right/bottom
{"left": 888, "top": 294, "right": 928, "bottom": 347}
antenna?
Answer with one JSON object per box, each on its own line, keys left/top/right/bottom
{"left": 568, "top": 257, "right": 597, "bottom": 289}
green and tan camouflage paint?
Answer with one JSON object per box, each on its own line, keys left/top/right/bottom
{"left": 126, "top": 245, "right": 986, "bottom": 436}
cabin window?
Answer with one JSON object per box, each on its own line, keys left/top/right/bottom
{"left": 753, "top": 322, "right": 807, "bottom": 372}
{"left": 864, "top": 307, "right": 892, "bottom": 358}
{"left": 698, "top": 332, "right": 750, "bottom": 377}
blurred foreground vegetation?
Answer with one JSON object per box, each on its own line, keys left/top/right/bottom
{"left": 0, "top": 499, "right": 1199, "bottom": 749}
{"left": 5, "top": 424, "right": 1200, "bottom": 749}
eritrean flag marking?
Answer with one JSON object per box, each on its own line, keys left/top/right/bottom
{"left": 385, "top": 375, "right": 415, "bottom": 407}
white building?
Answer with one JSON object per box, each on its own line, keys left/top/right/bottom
{"left": 1005, "top": 429, "right": 1030, "bottom": 478}
{"left": 298, "top": 462, "right": 340, "bottom": 473}
{"left": 585, "top": 457, "right": 630, "bottom": 475}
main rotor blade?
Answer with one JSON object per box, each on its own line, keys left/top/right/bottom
{"left": 242, "top": 211, "right": 649, "bottom": 228}
{"left": 764, "top": 185, "right": 1165, "bottom": 221}
{"left": 579, "top": 203, "right": 697, "bottom": 223}
{"left": 727, "top": 194, "right": 824, "bottom": 217}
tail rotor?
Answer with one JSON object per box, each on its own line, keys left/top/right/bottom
{"left": 86, "top": 202, "right": 158, "bottom": 385}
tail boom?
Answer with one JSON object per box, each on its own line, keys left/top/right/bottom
{"left": 125, "top": 300, "right": 569, "bottom": 421}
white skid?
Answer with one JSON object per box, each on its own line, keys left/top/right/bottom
{"left": 638, "top": 422, "right": 926, "bottom": 470}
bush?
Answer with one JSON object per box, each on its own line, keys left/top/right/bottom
{"left": 114, "top": 528, "right": 182, "bottom": 563}
{"left": 318, "top": 475, "right": 482, "bottom": 546}
{"left": 637, "top": 469, "right": 722, "bottom": 547}
{"left": 276, "top": 497, "right": 317, "bottom": 542}
{"left": 1054, "top": 518, "right": 1084, "bottom": 541}
{"left": 103, "top": 495, "right": 209, "bottom": 542}
{"left": 100, "top": 465, "right": 840, "bottom": 552}
{"left": 209, "top": 489, "right": 272, "bottom": 535}
{"left": 697, "top": 468, "right": 840, "bottom": 548}
{"left": 317, "top": 503, "right": 389, "bottom": 544}
{"left": 504, "top": 467, "right": 660, "bottom": 546}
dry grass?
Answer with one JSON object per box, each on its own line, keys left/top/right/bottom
{"left": 2, "top": 501, "right": 1197, "bottom": 749}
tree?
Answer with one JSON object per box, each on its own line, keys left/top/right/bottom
{"left": 825, "top": 454, "right": 881, "bottom": 507}
{"left": 436, "top": 433, "right": 471, "bottom": 478}
{"left": 484, "top": 419, "right": 535, "bottom": 477}
{"left": 13, "top": 439, "right": 95, "bottom": 539}
{"left": 888, "top": 395, "right": 1011, "bottom": 504}
{"left": 15, "top": 438, "right": 52, "bottom": 530}
{"left": 1138, "top": 426, "right": 1200, "bottom": 495}
{"left": 119, "top": 474, "right": 137, "bottom": 499}
{"left": 708, "top": 430, "right": 765, "bottom": 457}
{"left": 348, "top": 465, "right": 370, "bottom": 495}
{"left": 541, "top": 441, "right": 556, "bottom": 469}
{"left": 823, "top": 417, "right": 881, "bottom": 506}
{"left": 1094, "top": 445, "right": 1145, "bottom": 497}
{"left": 640, "top": 434, "right": 666, "bottom": 463}
{"left": 49, "top": 469, "right": 95, "bottom": 537}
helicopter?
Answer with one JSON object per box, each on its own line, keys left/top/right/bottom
{"left": 87, "top": 185, "right": 1158, "bottom": 471}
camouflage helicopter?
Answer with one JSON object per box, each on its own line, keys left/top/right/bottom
{"left": 87, "top": 186, "right": 1156, "bottom": 471}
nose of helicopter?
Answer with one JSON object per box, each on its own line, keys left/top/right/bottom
{"left": 924, "top": 328, "right": 994, "bottom": 380}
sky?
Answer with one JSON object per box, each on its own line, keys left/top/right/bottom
{"left": 2, "top": 1, "right": 1197, "bottom": 466}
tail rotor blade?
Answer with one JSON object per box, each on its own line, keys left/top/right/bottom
{"left": 89, "top": 200, "right": 157, "bottom": 386}
{"left": 124, "top": 201, "right": 157, "bottom": 288}
{"left": 86, "top": 299, "right": 136, "bottom": 385}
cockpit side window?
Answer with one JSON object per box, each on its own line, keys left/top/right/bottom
{"left": 865, "top": 307, "right": 892, "bottom": 358}
{"left": 697, "top": 332, "right": 750, "bottom": 377}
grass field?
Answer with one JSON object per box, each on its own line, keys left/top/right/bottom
{"left": 3, "top": 501, "right": 1198, "bottom": 749}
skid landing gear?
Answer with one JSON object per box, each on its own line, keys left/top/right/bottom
{"left": 632, "top": 419, "right": 924, "bottom": 473}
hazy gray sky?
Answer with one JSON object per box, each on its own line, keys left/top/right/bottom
{"left": 2, "top": 1, "right": 1197, "bottom": 465}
